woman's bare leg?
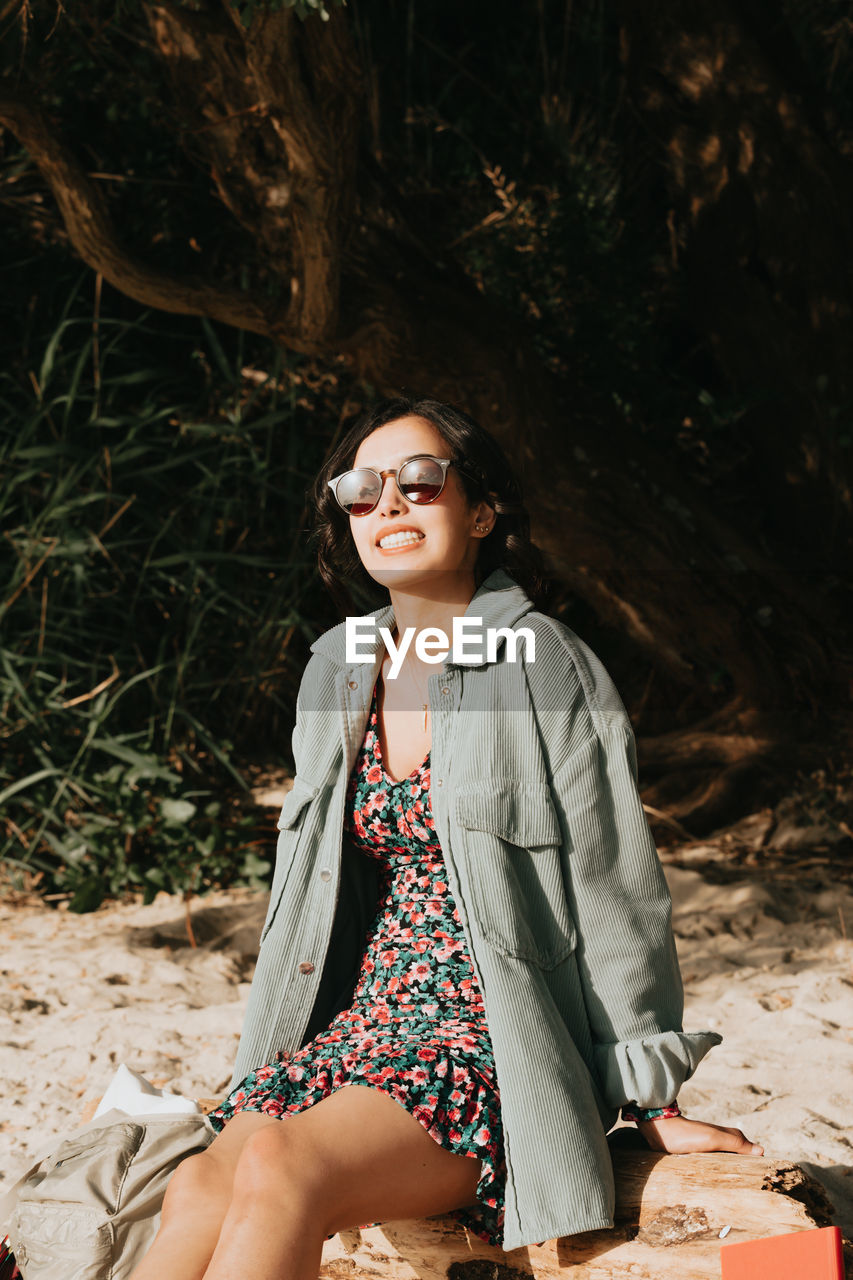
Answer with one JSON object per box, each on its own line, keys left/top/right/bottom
{"left": 197, "top": 1084, "right": 482, "bottom": 1280}
{"left": 128, "top": 1086, "right": 483, "bottom": 1280}
{"left": 126, "top": 1111, "right": 280, "bottom": 1280}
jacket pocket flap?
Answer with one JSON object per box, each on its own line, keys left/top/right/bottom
{"left": 455, "top": 782, "right": 561, "bottom": 848}
{"left": 276, "top": 776, "right": 319, "bottom": 829}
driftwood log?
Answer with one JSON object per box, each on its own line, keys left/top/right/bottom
{"left": 83, "top": 1097, "right": 848, "bottom": 1277}
{"left": 320, "top": 1150, "right": 849, "bottom": 1280}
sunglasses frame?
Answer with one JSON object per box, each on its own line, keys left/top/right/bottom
{"left": 327, "top": 455, "right": 455, "bottom": 516}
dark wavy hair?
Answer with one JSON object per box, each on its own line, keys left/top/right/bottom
{"left": 311, "top": 397, "right": 552, "bottom": 616}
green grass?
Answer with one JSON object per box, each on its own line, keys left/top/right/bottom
{"left": 1, "top": 279, "right": 336, "bottom": 909}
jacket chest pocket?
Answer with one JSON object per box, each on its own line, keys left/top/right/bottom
{"left": 455, "top": 782, "right": 576, "bottom": 970}
{"left": 260, "top": 775, "right": 320, "bottom": 944}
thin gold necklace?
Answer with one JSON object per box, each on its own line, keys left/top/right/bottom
{"left": 385, "top": 654, "right": 431, "bottom": 732}
{"left": 386, "top": 630, "right": 432, "bottom": 732}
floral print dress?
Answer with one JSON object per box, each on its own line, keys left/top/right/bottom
{"left": 208, "top": 680, "right": 506, "bottom": 1244}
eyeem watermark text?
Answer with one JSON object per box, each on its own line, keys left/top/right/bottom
{"left": 346, "top": 616, "right": 535, "bottom": 678}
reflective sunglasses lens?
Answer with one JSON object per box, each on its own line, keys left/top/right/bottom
{"left": 335, "top": 469, "right": 381, "bottom": 514}
{"left": 398, "top": 457, "right": 446, "bottom": 503}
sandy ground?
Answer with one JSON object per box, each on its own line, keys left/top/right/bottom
{"left": 1, "top": 839, "right": 852, "bottom": 1239}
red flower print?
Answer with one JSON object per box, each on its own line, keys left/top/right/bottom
{"left": 366, "top": 765, "right": 383, "bottom": 784}
{"left": 407, "top": 959, "right": 431, "bottom": 984}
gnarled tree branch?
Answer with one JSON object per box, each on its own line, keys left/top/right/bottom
{"left": 145, "top": 2, "right": 362, "bottom": 345}
{"left": 0, "top": 89, "right": 300, "bottom": 342}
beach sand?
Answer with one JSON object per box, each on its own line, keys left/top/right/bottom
{"left": 2, "top": 824, "right": 851, "bottom": 1238}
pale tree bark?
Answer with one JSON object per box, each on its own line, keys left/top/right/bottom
{"left": 319, "top": 1151, "right": 839, "bottom": 1280}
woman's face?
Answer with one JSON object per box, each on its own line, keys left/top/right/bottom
{"left": 347, "top": 415, "right": 491, "bottom": 593}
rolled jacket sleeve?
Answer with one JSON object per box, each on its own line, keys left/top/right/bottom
{"left": 552, "top": 719, "right": 721, "bottom": 1109}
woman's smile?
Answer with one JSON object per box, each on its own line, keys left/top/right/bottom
{"left": 377, "top": 527, "right": 426, "bottom": 553}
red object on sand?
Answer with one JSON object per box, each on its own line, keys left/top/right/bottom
{"left": 0, "top": 1235, "right": 22, "bottom": 1280}
{"left": 720, "top": 1225, "right": 843, "bottom": 1278}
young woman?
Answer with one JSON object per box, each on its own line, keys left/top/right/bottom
{"left": 129, "top": 397, "right": 762, "bottom": 1280}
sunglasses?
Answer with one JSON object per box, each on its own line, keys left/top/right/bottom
{"left": 327, "top": 455, "right": 456, "bottom": 516}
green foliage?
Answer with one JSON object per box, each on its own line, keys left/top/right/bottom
{"left": 4, "top": 750, "right": 267, "bottom": 914}
{"left": 1, "top": 274, "right": 336, "bottom": 907}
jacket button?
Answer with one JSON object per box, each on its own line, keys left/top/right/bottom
{"left": 441, "top": 687, "right": 450, "bottom": 695}
{"left": 319, "top": 868, "right": 332, "bottom": 882}
{"left": 348, "top": 680, "right": 358, "bottom": 690}
{"left": 436, "top": 778, "right": 443, "bottom": 786}
{"left": 298, "top": 961, "right": 315, "bottom": 975}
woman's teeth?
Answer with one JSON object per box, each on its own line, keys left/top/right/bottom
{"left": 379, "top": 531, "right": 424, "bottom": 550}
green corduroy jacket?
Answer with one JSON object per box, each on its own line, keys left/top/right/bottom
{"left": 230, "top": 569, "right": 721, "bottom": 1249}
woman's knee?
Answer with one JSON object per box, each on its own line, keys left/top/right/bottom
{"left": 161, "top": 1149, "right": 231, "bottom": 1223}
{"left": 232, "top": 1123, "right": 332, "bottom": 1226}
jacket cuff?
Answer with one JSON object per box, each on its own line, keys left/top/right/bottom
{"left": 593, "top": 1029, "right": 722, "bottom": 1109}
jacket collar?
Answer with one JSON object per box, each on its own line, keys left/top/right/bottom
{"left": 309, "top": 568, "right": 535, "bottom": 669}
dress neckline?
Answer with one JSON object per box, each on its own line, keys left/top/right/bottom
{"left": 377, "top": 751, "right": 430, "bottom": 787}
